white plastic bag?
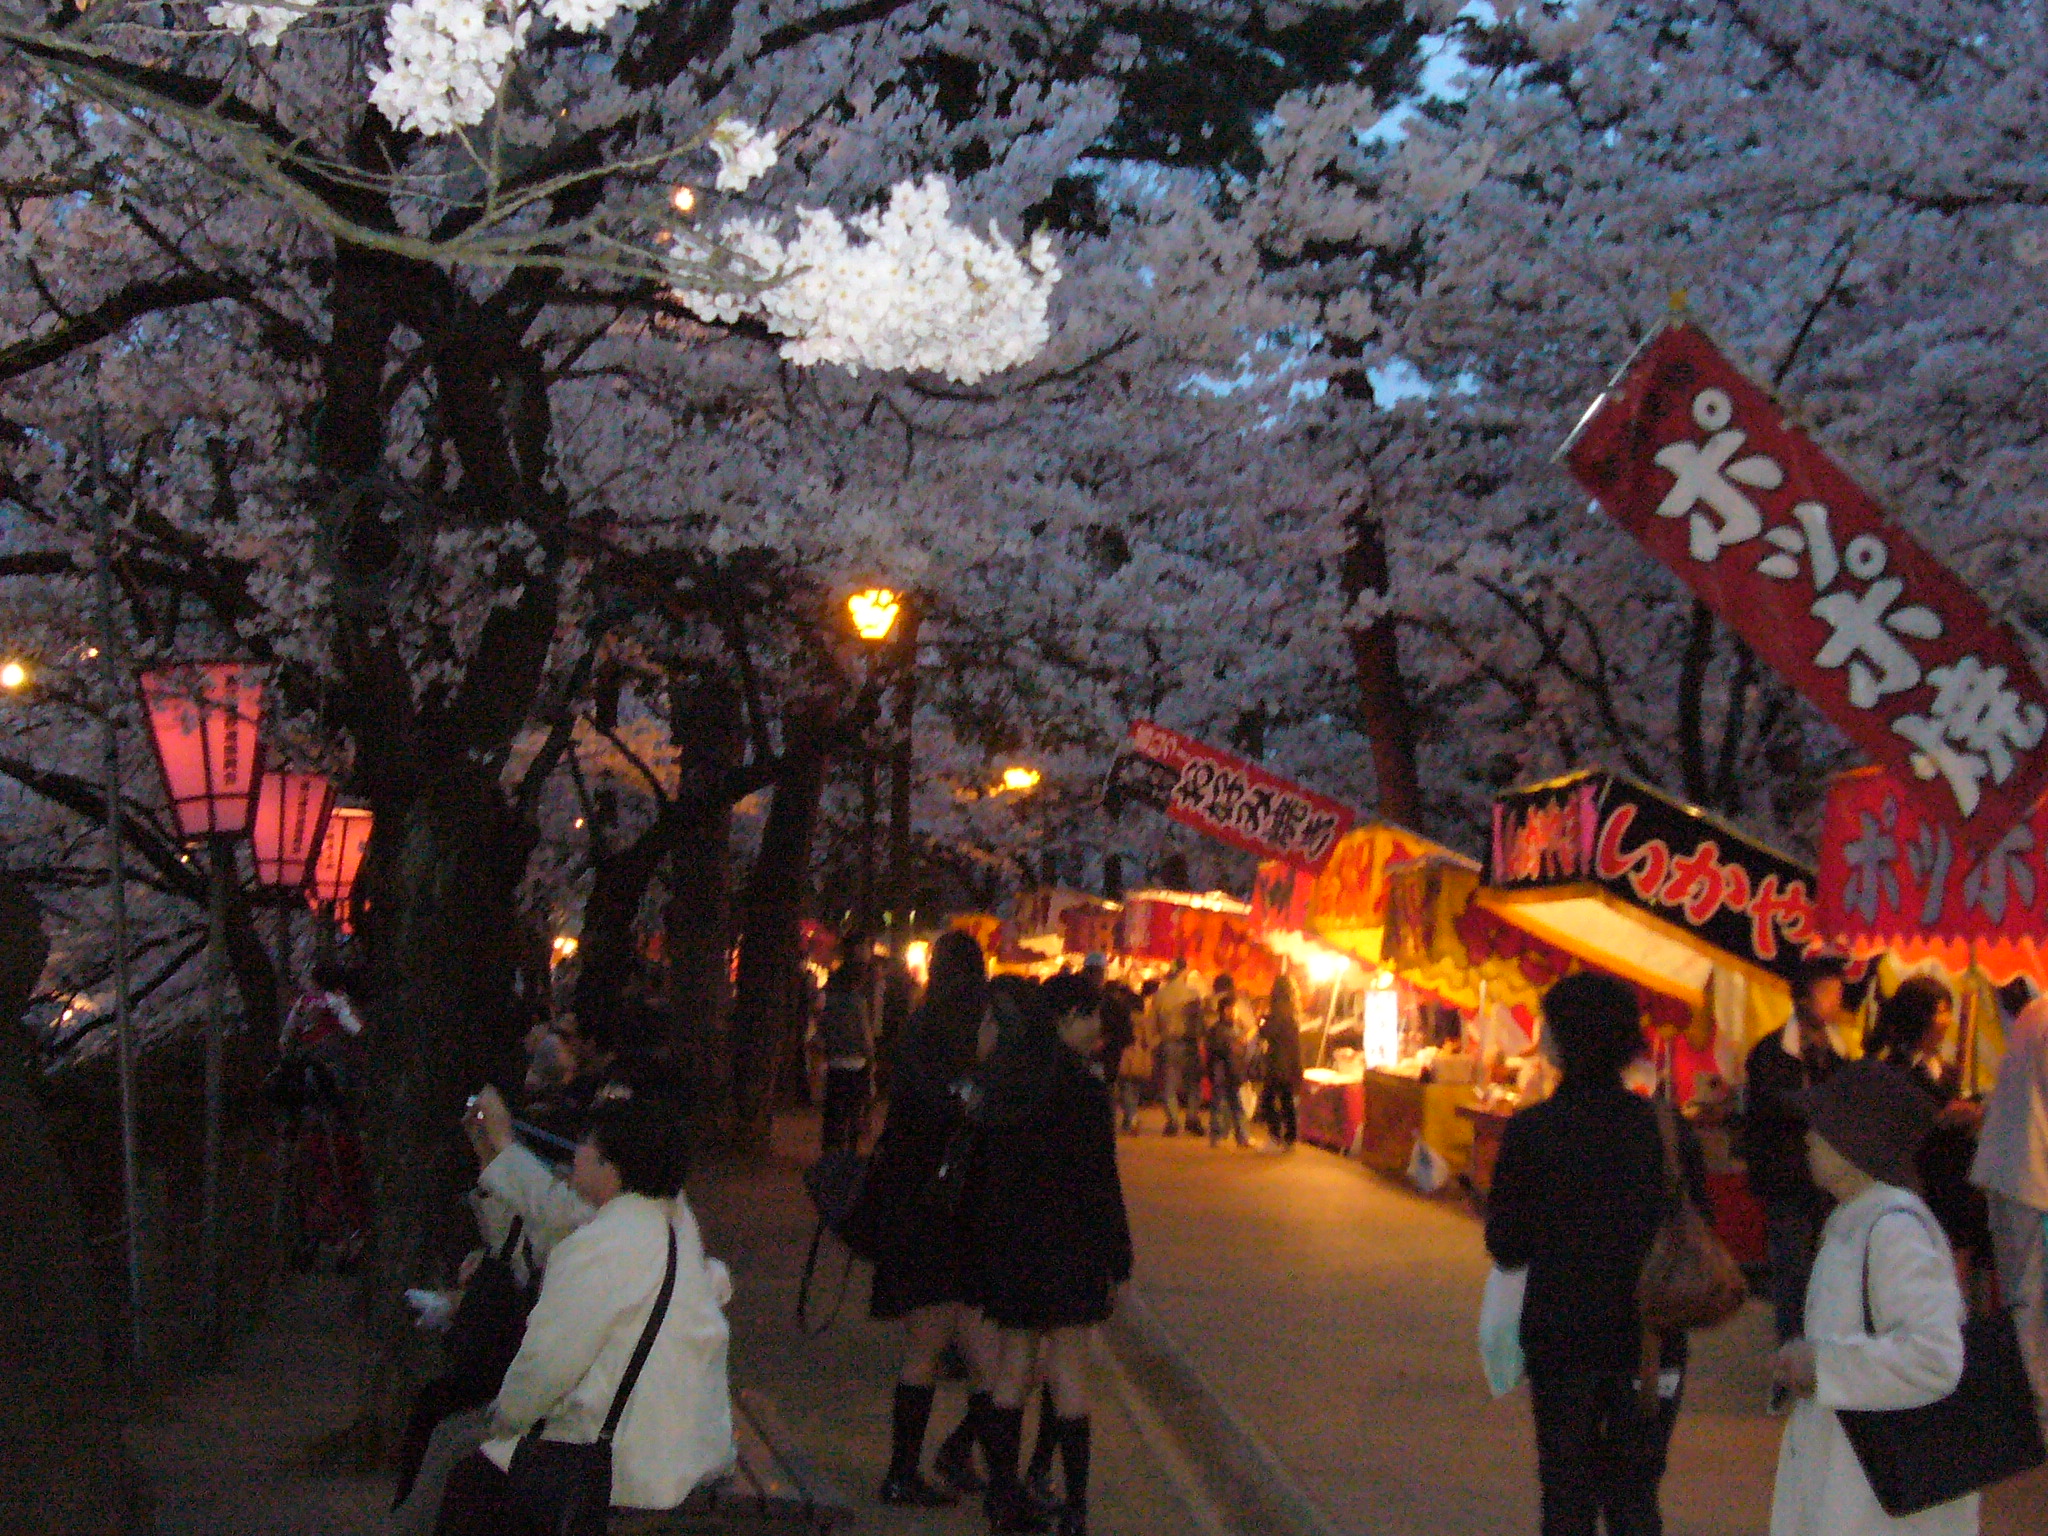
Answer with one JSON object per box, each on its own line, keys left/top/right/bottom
{"left": 1406, "top": 1135, "right": 1450, "bottom": 1194}
{"left": 1478, "top": 1264, "right": 1528, "bottom": 1398}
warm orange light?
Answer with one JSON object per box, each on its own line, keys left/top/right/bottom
{"left": 551, "top": 934, "right": 580, "bottom": 965}
{"left": 999, "top": 765, "right": 1042, "bottom": 794}
{"left": 0, "top": 661, "right": 26, "bottom": 690}
{"left": 308, "top": 806, "right": 373, "bottom": 906}
{"left": 139, "top": 663, "right": 265, "bottom": 841}
{"left": 847, "top": 587, "right": 903, "bottom": 644}
{"left": 670, "top": 185, "right": 697, "bottom": 214}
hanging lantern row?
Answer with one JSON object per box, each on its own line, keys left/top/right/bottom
{"left": 137, "top": 662, "right": 371, "bottom": 911}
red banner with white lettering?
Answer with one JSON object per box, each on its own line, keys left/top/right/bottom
{"left": 1561, "top": 323, "right": 2048, "bottom": 853}
{"left": 1819, "top": 767, "right": 2047, "bottom": 987}
{"left": 1105, "top": 720, "right": 1355, "bottom": 873}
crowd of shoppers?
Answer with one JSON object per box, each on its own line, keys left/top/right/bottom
{"left": 1482, "top": 959, "right": 2048, "bottom": 1536}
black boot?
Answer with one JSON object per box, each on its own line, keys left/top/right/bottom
{"left": 1024, "top": 1384, "right": 1060, "bottom": 1510}
{"left": 1054, "top": 1414, "right": 1092, "bottom": 1536}
{"left": 936, "top": 1391, "right": 990, "bottom": 1493}
{"left": 879, "top": 1384, "right": 958, "bottom": 1507}
{"left": 980, "top": 1405, "right": 1049, "bottom": 1534}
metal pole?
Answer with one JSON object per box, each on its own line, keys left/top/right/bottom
{"left": 94, "top": 469, "right": 145, "bottom": 1371}
{"left": 203, "top": 837, "right": 231, "bottom": 1361}
{"left": 886, "top": 605, "right": 921, "bottom": 944}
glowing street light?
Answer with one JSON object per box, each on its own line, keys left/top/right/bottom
{"left": 0, "top": 659, "right": 28, "bottom": 690}
{"left": 847, "top": 587, "right": 903, "bottom": 645}
{"left": 999, "top": 765, "right": 1042, "bottom": 795}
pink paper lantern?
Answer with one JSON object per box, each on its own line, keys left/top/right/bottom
{"left": 309, "top": 806, "right": 373, "bottom": 908}
{"left": 139, "top": 664, "right": 265, "bottom": 842}
{"left": 250, "top": 772, "right": 338, "bottom": 890}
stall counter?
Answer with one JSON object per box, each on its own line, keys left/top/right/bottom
{"left": 1357, "top": 1070, "right": 1479, "bottom": 1179}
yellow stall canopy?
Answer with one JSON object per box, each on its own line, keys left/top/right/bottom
{"left": 1250, "top": 822, "right": 1458, "bottom": 965}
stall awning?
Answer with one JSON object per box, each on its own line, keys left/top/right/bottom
{"left": 1122, "top": 889, "right": 1277, "bottom": 992}
{"left": 1386, "top": 857, "right": 1696, "bottom": 1034}
{"left": 1819, "top": 766, "right": 2048, "bottom": 988}
{"left": 1482, "top": 769, "right": 1818, "bottom": 1002}
{"left": 1252, "top": 822, "right": 1463, "bottom": 965}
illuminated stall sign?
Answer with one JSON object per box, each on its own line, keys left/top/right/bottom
{"left": 1561, "top": 323, "right": 2048, "bottom": 855}
{"left": 1488, "top": 769, "right": 1820, "bottom": 978}
{"left": 1105, "top": 720, "right": 1355, "bottom": 874}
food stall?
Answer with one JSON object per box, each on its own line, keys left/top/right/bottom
{"left": 1461, "top": 769, "right": 1823, "bottom": 1260}
{"left": 1819, "top": 766, "right": 2048, "bottom": 1090}
{"left": 1250, "top": 823, "right": 1492, "bottom": 1169}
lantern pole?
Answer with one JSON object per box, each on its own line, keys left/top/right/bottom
{"left": 202, "top": 834, "right": 234, "bottom": 1362}
{"left": 92, "top": 417, "right": 146, "bottom": 1372}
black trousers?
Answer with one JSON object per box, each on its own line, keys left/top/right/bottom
{"left": 1264, "top": 1078, "right": 1298, "bottom": 1144}
{"left": 821, "top": 1064, "right": 869, "bottom": 1153}
{"left": 1527, "top": 1366, "right": 1681, "bottom": 1536}
{"left": 433, "top": 1451, "right": 515, "bottom": 1536}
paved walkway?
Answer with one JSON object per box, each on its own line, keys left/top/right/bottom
{"left": 124, "top": 1117, "right": 1213, "bottom": 1536}
{"left": 1117, "top": 1124, "right": 2048, "bottom": 1536}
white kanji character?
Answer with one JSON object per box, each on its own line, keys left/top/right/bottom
{"left": 1892, "top": 655, "right": 2048, "bottom": 817}
{"left": 1758, "top": 502, "right": 1842, "bottom": 588}
{"left": 1652, "top": 389, "right": 1784, "bottom": 562}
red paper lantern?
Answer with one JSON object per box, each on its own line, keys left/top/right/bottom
{"left": 139, "top": 664, "right": 265, "bottom": 842}
{"left": 250, "top": 773, "right": 337, "bottom": 891}
{"left": 309, "top": 807, "right": 373, "bottom": 908}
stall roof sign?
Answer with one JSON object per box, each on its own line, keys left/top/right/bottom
{"left": 1106, "top": 720, "right": 1355, "bottom": 874}
{"left": 1485, "top": 768, "right": 1819, "bottom": 984}
{"left": 1561, "top": 322, "right": 2048, "bottom": 855}
{"left": 1254, "top": 822, "right": 1471, "bottom": 959}
{"left": 1819, "top": 766, "right": 2047, "bottom": 988}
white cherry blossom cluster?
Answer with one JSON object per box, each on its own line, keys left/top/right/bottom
{"left": 671, "top": 177, "right": 1059, "bottom": 384}
{"left": 708, "top": 120, "right": 779, "bottom": 191}
{"left": 369, "top": 0, "right": 530, "bottom": 137}
{"left": 205, "top": 1, "right": 305, "bottom": 48}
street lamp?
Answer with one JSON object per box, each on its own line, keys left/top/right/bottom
{"left": 846, "top": 586, "right": 903, "bottom": 644}
{"left": 999, "top": 765, "right": 1042, "bottom": 795}
{"left": 250, "top": 772, "right": 337, "bottom": 891}
{"left": 0, "top": 659, "right": 28, "bottom": 691}
{"left": 137, "top": 662, "right": 264, "bottom": 1361}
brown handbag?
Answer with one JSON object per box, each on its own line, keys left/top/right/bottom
{"left": 1636, "top": 1100, "right": 1748, "bottom": 1406}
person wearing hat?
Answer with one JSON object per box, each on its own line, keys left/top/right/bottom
{"left": 1970, "top": 983, "right": 2048, "bottom": 1441}
{"left": 1743, "top": 954, "right": 1855, "bottom": 1355}
{"left": 1768, "top": 1058, "right": 1974, "bottom": 1536}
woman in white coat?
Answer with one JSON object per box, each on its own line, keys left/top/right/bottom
{"left": 434, "top": 1094, "right": 736, "bottom": 1533}
{"left": 1769, "top": 1057, "right": 1973, "bottom": 1536}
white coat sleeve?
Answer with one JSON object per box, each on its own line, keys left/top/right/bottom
{"left": 490, "top": 1228, "right": 629, "bottom": 1438}
{"left": 1814, "top": 1211, "right": 1965, "bottom": 1413}
{"left": 479, "top": 1143, "right": 597, "bottom": 1259}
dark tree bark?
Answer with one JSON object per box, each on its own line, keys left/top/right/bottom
{"left": 1340, "top": 506, "right": 1425, "bottom": 828}
{"left": 727, "top": 713, "right": 829, "bottom": 1151}
{"left": 0, "top": 875, "right": 143, "bottom": 1534}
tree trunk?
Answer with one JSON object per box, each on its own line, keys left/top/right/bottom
{"left": 0, "top": 875, "right": 143, "bottom": 1534}
{"left": 1340, "top": 508, "right": 1425, "bottom": 829}
{"left": 727, "top": 724, "right": 827, "bottom": 1152}
{"left": 664, "top": 680, "right": 742, "bottom": 1138}
{"left": 350, "top": 763, "right": 534, "bottom": 1458}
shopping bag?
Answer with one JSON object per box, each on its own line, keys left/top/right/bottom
{"left": 1479, "top": 1265, "right": 1527, "bottom": 1398}
{"left": 1407, "top": 1135, "right": 1450, "bottom": 1194}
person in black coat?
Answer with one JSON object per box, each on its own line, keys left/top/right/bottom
{"left": 1485, "top": 972, "right": 1705, "bottom": 1536}
{"left": 1258, "top": 970, "right": 1305, "bottom": 1149}
{"left": 857, "top": 931, "right": 995, "bottom": 1508}
{"left": 1865, "top": 975, "right": 1992, "bottom": 1284}
{"left": 1739, "top": 955, "right": 1850, "bottom": 1347}
{"left": 961, "top": 972, "right": 1132, "bottom": 1536}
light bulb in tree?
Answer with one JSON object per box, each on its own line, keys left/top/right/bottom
{"left": 847, "top": 587, "right": 902, "bottom": 644}
{"left": 0, "top": 661, "right": 27, "bottom": 690}
{"left": 1000, "top": 765, "right": 1042, "bottom": 794}
{"left": 670, "top": 185, "right": 696, "bottom": 215}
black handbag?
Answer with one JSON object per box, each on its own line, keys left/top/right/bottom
{"left": 392, "top": 1217, "right": 536, "bottom": 1509}
{"left": 1837, "top": 1210, "right": 2046, "bottom": 1517}
{"left": 505, "top": 1222, "right": 678, "bottom": 1536}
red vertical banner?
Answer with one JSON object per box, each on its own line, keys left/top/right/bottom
{"left": 1561, "top": 323, "right": 2048, "bottom": 853}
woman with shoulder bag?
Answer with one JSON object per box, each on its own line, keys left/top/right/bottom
{"left": 1485, "top": 973, "right": 1708, "bottom": 1536}
{"left": 434, "top": 1095, "right": 736, "bottom": 1535}
{"left": 1769, "top": 1058, "right": 1978, "bottom": 1536}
